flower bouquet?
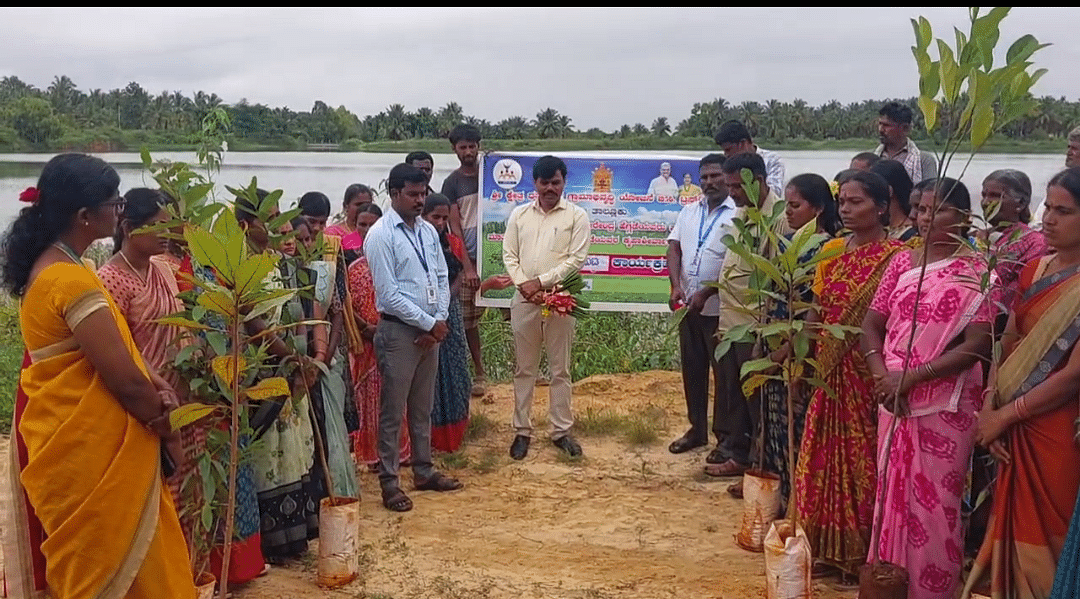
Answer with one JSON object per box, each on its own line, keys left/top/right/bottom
{"left": 540, "top": 271, "right": 590, "bottom": 318}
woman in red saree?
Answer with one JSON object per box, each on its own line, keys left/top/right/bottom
{"left": 962, "top": 168, "right": 1080, "bottom": 599}
{"left": 794, "top": 170, "right": 905, "bottom": 579}
{"left": 346, "top": 204, "right": 412, "bottom": 468}
{"left": 863, "top": 178, "right": 994, "bottom": 599}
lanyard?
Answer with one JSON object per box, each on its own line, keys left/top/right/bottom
{"left": 697, "top": 203, "right": 727, "bottom": 250}
{"left": 401, "top": 224, "right": 429, "bottom": 273}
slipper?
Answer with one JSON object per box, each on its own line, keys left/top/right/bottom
{"left": 381, "top": 488, "right": 413, "bottom": 512}
{"left": 811, "top": 562, "right": 840, "bottom": 579}
{"left": 415, "top": 472, "right": 464, "bottom": 492}
{"left": 705, "top": 447, "right": 730, "bottom": 464}
{"left": 727, "top": 480, "right": 744, "bottom": 499}
{"left": 704, "top": 459, "right": 749, "bottom": 478}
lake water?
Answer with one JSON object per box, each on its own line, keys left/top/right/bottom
{"left": 0, "top": 149, "right": 1070, "bottom": 226}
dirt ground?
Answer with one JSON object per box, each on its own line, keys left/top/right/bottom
{"left": 2, "top": 371, "right": 859, "bottom": 599}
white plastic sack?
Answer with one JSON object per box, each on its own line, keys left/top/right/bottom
{"left": 735, "top": 470, "right": 782, "bottom": 552}
{"left": 317, "top": 497, "right": 360, "bottom": 588}
{"left": 764, "top": 520, "right": 811, "bottom": 599}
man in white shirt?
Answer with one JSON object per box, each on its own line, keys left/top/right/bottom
{"left": 714, "top": 120, "right": 786, "bottom": 197}
{"left": 647, "top": 162, "right": 681, "bottom": 200}
{"left": 503, "top": 155, "right": 591, "bottom": 460}
{"left": 666, "top": 153, "right": 736, "bottom": 454}
{"left": 364, "top": 163, "right": 462, "bottom": 511}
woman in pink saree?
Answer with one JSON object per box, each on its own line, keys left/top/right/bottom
{"left": 862, "top": 177, "right": 995, "bottom": 599}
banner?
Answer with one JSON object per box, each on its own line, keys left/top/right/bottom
{"left": 476, "top": 152, "right": 706, "bottom": 312}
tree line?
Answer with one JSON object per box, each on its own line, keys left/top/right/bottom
{"left": 1, "top": 75, "right": 1078, "bottom": 152}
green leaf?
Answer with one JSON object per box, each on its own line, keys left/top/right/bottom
{"left": 184, "top": 225, "right": 232, "bottom": 284}
{"left": 740, "top": 357, "right": 775, "bottom": 378}
{"left": 141, "top": 147, "right": 152, "bottom": 169}
{"left": 917, "top": 96, "right": 939, "bottom": 133}
{"left": 971, "top": 105, "right": 995, "bottom": 149}
{"left": 794, "top": 332, "right": 810, "bottom": 361}
{"left": 919, "top": 61, "right": 941, "bottom": 100}
{"left": 938, "top": 38, "right": 960, "bottom": 103}
{"left": 243, "top": 290, "right": 297, "bottom": 322}
{"left": 234, "top": 252, "right": 279, "bottom": 297}
{"left": 156, "top": 315, "right": 214, "bottom": 331}
{"left": 206, "top": 331, "right": 228, "bottom": 357}
{"left": 197, "top": 289, "right": 237, "bottom": 318}
{"left": 714, "top": 338, "right": 733, "bottom": 363}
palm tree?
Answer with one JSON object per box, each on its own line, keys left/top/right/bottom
{"left": 631, "top": 123, "right": 649, "bottom": 136}
{"left": 534, "top": 108, "right": 564, "bottom": 139}
{"left": 651, "top": 117, "right": 671, "bottom": 137}
{"left": 384, "top": 104, "right": 409, "bottom": 140}
{"left": 496, "top": 116, "right": 531, "bottom": 139}
{"left": 413, "top": 107, "right": 438, "bottom": 138}
{"left": 437, "top": 102, "right": 464, "bottom": 137}
{"left": 47, "top": 75, "right": 79, "bottom": 114}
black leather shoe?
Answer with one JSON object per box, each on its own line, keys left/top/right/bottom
{"left": 510, "top": 435, "right": 530, "bottom": 460}
{"left": 668, "top": 433, "right": 708, "bottom": 454}
{"left": 552, "top": 435, "right": 583, "bottom": 458}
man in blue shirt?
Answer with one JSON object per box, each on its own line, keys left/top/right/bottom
{"left": 363, "top": 163, "right": 462, "bottom": 512}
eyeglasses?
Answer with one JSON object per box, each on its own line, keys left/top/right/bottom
{"left": 100, "top": 199, "right": 127, "bottom": 214}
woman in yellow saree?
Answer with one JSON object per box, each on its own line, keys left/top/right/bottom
{"left": 2, "top": 154, "right": 194, "bottom": 598}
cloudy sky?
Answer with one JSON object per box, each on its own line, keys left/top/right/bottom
{"left": 1, "top": 7, "right": 1075, "bottom": 131}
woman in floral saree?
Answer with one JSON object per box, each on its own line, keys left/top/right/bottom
{"left": 962, "top": 168, "right": 1080, "bottom": 599}
{"left": 863, "top": 178, "right": 994, "bottom": 599}
{"left": 794, "top": 170, "right": 905, "bottom": 579}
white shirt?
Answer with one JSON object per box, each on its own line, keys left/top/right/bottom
{"left": 757, "top": 147, "right": 786, "bottom": 198}
{"left": 647, "top": 175, "right": 681, "bottom": 200}
{"left": 667, "top": 196, "right": 737, "bottom": 316}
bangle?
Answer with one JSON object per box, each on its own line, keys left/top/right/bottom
{"left": 864, "top": 349, "right": 881, "bottom": 359}
{"left": 1015, "top": 395, "right": 1031, "bottom": 420}
{"left": 922, "top": 362, "right": 939, "bottom": 379}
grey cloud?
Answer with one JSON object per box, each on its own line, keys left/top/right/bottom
{"left": 1, "top": 7, "right": 1074, "bottom": 131}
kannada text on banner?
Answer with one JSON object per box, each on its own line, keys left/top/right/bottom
{"left": 476, "top": 152, "right": 706, "bottom": 312}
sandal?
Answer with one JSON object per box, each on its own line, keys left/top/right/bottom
{"left": 727, "top": 480, "right": 744, "bottom": 499}
{"left": 381, "top": 488, "right": 413, "bottom": 512}
{"left": 415, "top": 472, "right": 464, "bottom": 492}
{"left": 704, "top": 459, "right": 750, "bottom": 478}
{"left": 705, "top": 447, "right": 730, "bottom": 464}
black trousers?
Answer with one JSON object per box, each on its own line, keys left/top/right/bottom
{"left": 677, "top": 311, "right": 722, "bottom": 443}
{"left": 715, "top": 339, "right": 756, "bottom": 464}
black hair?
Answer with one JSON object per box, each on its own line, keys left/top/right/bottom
{"left": 786, "top": 173, "right": 841, "bottom": 236}
{"left": 2, "top": 153, "right": 120, "bottom": 296}
{"left": 448, "top": 124, "right": 482, "bottom": 145}
{"left": 839, "top": 170, "right": 892, "bottom": 220}
{"left": 423, "top": 193, "right": 452, "bottom": 215}
{"left": 406, "top": 151, "right": 434, "bottom": 164}
{"left": 235, "top": 188, "right": 270, "bottom": 223}
{"left": 114, "top": 188, "right": 167, "bottom": 254}
{"left": 289, "top": 216, "right": 308, "bottom": 231}
{"left": 913, "top": 177, "right": 971, "bottom": 212}
{"left": 298, "top": 191, "right": 331, "bottom": 218}
{"left": 851, "top": 152, "right": 882, "bottom": 168}
{"left": 387, "top": 163, "right": 428, "bottom": 194}
{"left": 714, "top": 120, "right": 752, "bottom": 145}
{"left": 533, "top": 155, "right": 568, "bottom": 181}
{"left": 356, "top": 203, "right": 383, "bottom": 218}
{"left": 879, "top": 101, "right": 914, "bottom": 126}
{"left": 720, "top": 152, "right": 767, "bottom": 180}
{"left": 699, "top": 153, "right": 726, "bottom": 170}
{"left": 343, "top": 183, "right": 374, "bottom": 207}
{"left": 870, "top": 159, "right": 914, "bottom": 216}
{"left": 1048, "top": 167, "right": 1080, "bottom": 208}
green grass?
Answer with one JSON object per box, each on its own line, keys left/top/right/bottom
{"left": 574, "top": 406, "right": 666, "bottom": 447}
{"left": 0, "top": 297, "right": 22, "bottom": 433}
{"left": 476, "top": 310, "right": 680, "bottom": 384}
{"left": 464, "top": 412, "right": 498, "bottom": 441}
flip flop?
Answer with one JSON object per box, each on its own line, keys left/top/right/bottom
{"left": 381, "top": 488, "right": 413, "bottom": 512}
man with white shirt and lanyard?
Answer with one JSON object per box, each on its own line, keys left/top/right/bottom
{"left": 666, "top": 153, "right": 736, "bottom": 454}
{"left": 364, "top": 163, "right": 462, "bottom": 512}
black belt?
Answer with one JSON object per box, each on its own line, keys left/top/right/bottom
{"left": 379, "top": 313, "right": 406, "bottom": 325}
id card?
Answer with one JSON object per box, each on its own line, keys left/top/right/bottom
{"left": 687, "top": 251, "right": 702, "bottom": 277}
{"left": 427, "top": 286, "right": 437, "bottom": 303}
